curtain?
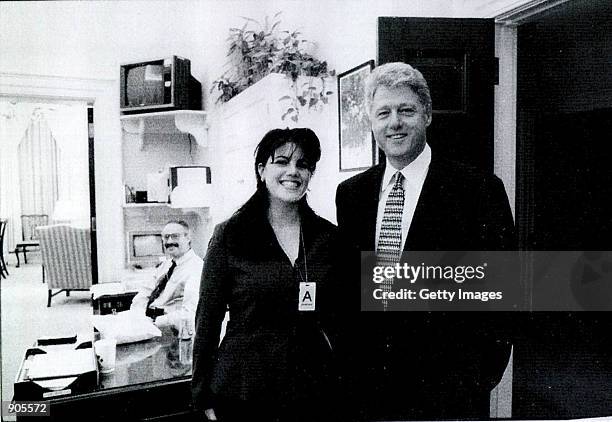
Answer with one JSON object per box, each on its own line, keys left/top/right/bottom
{"left": 45, "top": 101, "right": 90, "bottom": 228}
{"left": 0, "top": 99, "right": 90, "bottom": 253}
{"left": 18, "top": 113, "right": 60, "bottom": 216}
{"left": 0, "top": 100, "right": 28, "bottom": 252}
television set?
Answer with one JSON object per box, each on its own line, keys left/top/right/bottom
{"left": 120, "top": 56, "right": 202, "bottom": 114}
{"left": 126, "top": 230, "right": 165, "bottom": 267}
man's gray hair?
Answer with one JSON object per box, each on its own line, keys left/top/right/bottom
{"left": 364, "top": 62, "right": 432, "bottom": 117}
{"left": 165, "top": 220, "right": 190, "bottom": 232}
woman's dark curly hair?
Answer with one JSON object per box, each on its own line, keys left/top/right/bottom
{"left": 253, "top": 128, "right": 321, "bottom": 188}
{"left": 236, "top": 127, "right": 321, "bottom": 216}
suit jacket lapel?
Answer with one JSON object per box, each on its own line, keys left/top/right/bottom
{"left": 361, "top": 164, "right": 385, "bottom": 251}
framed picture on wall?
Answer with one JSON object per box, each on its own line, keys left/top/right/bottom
{"left": 338, "top": 60, "right": 377, "bottom": 172}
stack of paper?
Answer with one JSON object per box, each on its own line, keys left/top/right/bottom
{"left": 26, "top": 349, "right": 96, "bottom": 380}
{"left": 90, "top": 282, "right": 125, "bottom": 300}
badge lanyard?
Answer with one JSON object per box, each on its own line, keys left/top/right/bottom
{"left": 298, "top": 227, "right": 316, "bottom": 311}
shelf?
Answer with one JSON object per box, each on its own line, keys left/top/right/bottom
{"left": 120, "top": 110, "right": 208, "bottom": 148}
{"left": 123, "top": 202, "right": 209, "bottom": 210}
{"left": 123, "top": 203, "right": 169, "bottom": 208}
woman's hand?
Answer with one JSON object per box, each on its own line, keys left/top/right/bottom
{"left": 204, "top": 408, "right": 217, "bottom": 421}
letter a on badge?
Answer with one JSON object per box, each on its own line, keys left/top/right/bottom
{"left": 298, "top": 282, "right": 316, "bottom": 311}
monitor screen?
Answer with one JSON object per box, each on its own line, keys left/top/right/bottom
{"left": 132, "top": 233, "right": 164, "bottom": 258}
{"left": 125, "top": 63, "right": 164, "bottom": 107}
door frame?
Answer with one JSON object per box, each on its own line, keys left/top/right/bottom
{"left": 0, "top": 72, "right": 117, "bottom": 283}
{"left": 494, "top": 0, "right": 573, "bottom": 250}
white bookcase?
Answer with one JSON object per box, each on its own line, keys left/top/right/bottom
{"left": 120, "top": 110, "right": 212, "bottom": 265}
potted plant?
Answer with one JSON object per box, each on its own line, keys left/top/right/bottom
{"left": 211, "top": 13, "right": 335, "bottom": 122}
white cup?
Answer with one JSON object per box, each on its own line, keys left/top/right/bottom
{"left": 95, "top": 338, "right": 117, "bottom": 373}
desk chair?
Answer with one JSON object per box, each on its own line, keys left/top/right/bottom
{"left": 0, "top": 219, "right": 8, "bottom": 278}
{"left": 14, "top": 214, "right": 48, "bottom": 267}
{"left": 38, "top": 224, "right": 93, "bottom": 307}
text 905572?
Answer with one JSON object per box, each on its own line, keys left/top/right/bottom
{"left": 2, "top": 401, "right": 50, "bottom": 417}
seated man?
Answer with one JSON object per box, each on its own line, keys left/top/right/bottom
{"left": 130, "top": 220, "right": 203, "bottom": 330}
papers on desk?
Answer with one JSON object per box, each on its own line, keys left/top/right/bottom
{"left": 90, "top": 282, "right": 125, "bottom": 300}
{"left": 26, "top": 349, "right": 96, "bottom": 380}
{"left": 91, "top": 310, "right": 161, "bottom": 344}
{"left": 35, "top": 377, "right": 78, "bottom": 390}
{"left": 14, "top": 337, "right": 99, "bottom": 400}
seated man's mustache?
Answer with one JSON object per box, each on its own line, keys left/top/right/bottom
{"left": 165, "top": 243, "right": 179, "bottom": 249}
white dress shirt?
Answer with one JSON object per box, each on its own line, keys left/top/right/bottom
{"left": 130, "top": 248, "right": 204, "bottom": 329}
{"left": 375, "top": 143, "right": 431, "bottom": 253}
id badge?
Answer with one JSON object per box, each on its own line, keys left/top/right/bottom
{"left": 298, "top": 282, "right": 316, "bottom": 311}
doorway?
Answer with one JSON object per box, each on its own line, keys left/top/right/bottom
{"left": 0, "top": 97, "right": 95, "bottom": 281}
{"left": 0, "top": 73, "right": 116, "bottom": 282}
{"left": 512, "top": 0, "right": 612, "bottom": 417}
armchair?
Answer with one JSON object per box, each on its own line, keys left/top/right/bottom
{"left": 14, "top": 214, "right": 49, "bottom": 267}
{"left": 37, "top": 224, "right": 93, "bottom": 307}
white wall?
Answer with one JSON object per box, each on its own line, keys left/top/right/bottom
{"left": 0, "top": 0, "right": 518, "bottom": 278}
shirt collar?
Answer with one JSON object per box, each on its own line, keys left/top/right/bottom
{"left": 381, "top": 143, "right": 432, "bottom": 192}
{"left": 172, "top": 248, "right": 195, "bottom": 266}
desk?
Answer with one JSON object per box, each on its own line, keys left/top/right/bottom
{"left": 101, "top": 327, "right": 192, "bottom": 389}
{"left": 17, "top": 328, "right": 194, "bottom": 421}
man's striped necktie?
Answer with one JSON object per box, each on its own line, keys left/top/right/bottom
{"left": 147, "top": 260, "right": 176, "bottom": 308}
{"left": 376, "top": 172, "right": 405, "bottom": 310}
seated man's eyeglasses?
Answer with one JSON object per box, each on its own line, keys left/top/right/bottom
{"left": 162, "top": 233, "right": 185, "bottom": 241}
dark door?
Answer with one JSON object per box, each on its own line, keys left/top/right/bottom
{"left": 88, "top": 106, "right": 98, "bottom": 284}
{"left": 378, "top": 17, "right": 497, "bottom": 172}
{"left": 533, "top": 109, "right": 612, "bottom": 250}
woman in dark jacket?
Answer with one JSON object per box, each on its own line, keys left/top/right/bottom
{"left": 191, "top": 128, "right": 339, "bottom": 422}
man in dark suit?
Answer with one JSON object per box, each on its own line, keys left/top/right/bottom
{"left": 335, "top": 62, "right": 516, "bottom": 420}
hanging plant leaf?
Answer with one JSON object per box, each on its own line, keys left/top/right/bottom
{"left": 211, "top": 12, "right": 335, "bottom": 112}
{"left": 240, "top": 16, "right": 258, "bottom": 24}
{"left": 281, "top": 107, "right": 297, "bottom": 121}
